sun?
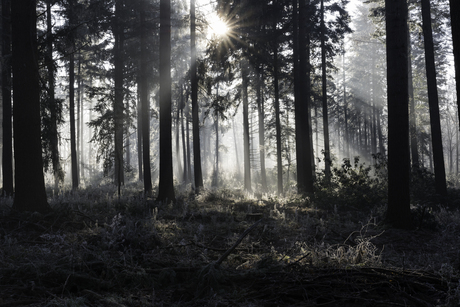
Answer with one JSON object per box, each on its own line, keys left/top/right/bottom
{"left": 208, "top": 14, "right": 229, "bottom": 37}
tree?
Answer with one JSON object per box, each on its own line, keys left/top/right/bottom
{"left": 294, "top": 0, "right": 314, "bottom": 194}
{"left": 241, "top": 59, "right": 252, "bottom": 192}
{"left": 320, "top": 0, "right": 331, "bottom": 180}
{"left": 113, "top": 0, "right": 125, "bottom": 196}
{"left": 139, "top": 3, "right": 152, "bottom": 195}
{"left": 2, "top": 0, "right": 13, "bottom": 197}
{"left": 157, "top": 0, "right": 175, "bottom": 203}
{"left": 421, "top": 0, "right": 447, "bottom": 196}
{"left": 384, "top": 0, "right": 412, "bottom": 228}
{"left": 191, "top": 0, "right": 204, "bottom": 192}
{"left": 11, "top": 0, "right": 51, "bottom": 213}
{"left": 449, "top": 0, "right": 460, "bottom": 126}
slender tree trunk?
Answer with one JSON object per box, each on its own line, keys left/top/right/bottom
{"left": 241, "top": 59, "right": 252, "bottom": 192}
{"left": 233, "top": 117, "right": 241, "bottom": 179}
{"left": 2, "top": 0, "right": 13, "bottom": 197}
{"left": 449, "top": 0, "right": 460, "bottom": 128}
{"left": 11, "top": 0, "right": 51, "bottom": 213}
{"left": 320, "top": 0, "right": 331, "bottom": 180}
{"left": 294, "top": 0, "right": 314, "bottom": 194}
{"left": 46, "top": 1, "right": 62, "bottom": 192}
{"left": 191, "top": 0, "right": 203, "bottom": 192}
{"left": 343, "top": 52, "right": 349, "bottom": 158}
{"left": 139, "top": 7, "right": 152, "bottom": 194}
{"left": 181, "top": 106, "right": 188, "bottom": 183}
{"left": 256, "top": 67, "right": 267, "bottom": 192}
{"left": 114, "top": 0, "right": 124, "bottom": 196}
{"left": 385, "top": 0, "right": 412, "bottom": 228}
{"left": 137, "top": 81, "right": 143, "bottom": 181}
{"left": 421, "top": 0, "right": 447, "bottom": 196}
{"left": 157, "top": 0, "right": 175, "bottom": 202}
{"left": 186, "top": 111, "right": 192, "bottom": 182}
{"left": 408, "top": 35, "right": 419, "bottom": 168}
{"left": 274, "top": 46, "right": 283, "bottom": 196}
{"left": 70, "top": 55, "right": 79, "bottom": 190}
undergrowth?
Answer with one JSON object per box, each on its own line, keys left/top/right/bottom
{"left": 0, "top": 163, "right": 459, "bottom": 305}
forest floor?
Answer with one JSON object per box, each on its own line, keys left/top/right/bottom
{"left": 1, "top": 183, "right": 460, "bottom": 306}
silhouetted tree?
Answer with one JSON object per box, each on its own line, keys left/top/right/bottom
{"left": 11, "top": 0, "right": 51, "bottom": 213}
{"left": 2, "top": 0, "right": 13, "bottom": 197}
{"left": 157, "top": 0, "right": 175, "bottom": 203}
{"left": 421, "top": 0, "right": 447, "bottom": 196}
{"left": 191, "top": 0, "right": 204, "bottom": 192}
{"left": 385, "top": 0, "right": 412, "bottom": 228}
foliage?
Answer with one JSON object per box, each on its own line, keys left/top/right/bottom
{"left": 314, "top": 155, "right": 387, "bottom": 210}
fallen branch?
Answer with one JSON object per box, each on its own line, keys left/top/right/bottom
{"left": 214, "top": 219, "right": 263, "bottom": 267}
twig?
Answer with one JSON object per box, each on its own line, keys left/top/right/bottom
{"left": 214, "top": 219, "right": 263, "bottom": 267}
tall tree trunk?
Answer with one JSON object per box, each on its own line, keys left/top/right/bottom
{"left": 421, "top": 0, "right": 447, "bottom": 196}
{"left": 449, "top": 0, "right": 460, "bottom": 128}
{"left": 186, "top": 111, "right": 192, "bottom": 183}
{"left": 343, "top": 52, "right": 350, "bottom": 158}
{"left": 138, "top": 1, "right": 152, "bottom": 196}
{"left": 408, "top": 35, "right": 419, "bottom": 168}
{"left": 70, "top": 55, "right": 79, "bottom": 190}
{"left": 114, "top": 0, "right": 124, "bottom": 196}
{"left": 294, "top": 0, "right": 314, "bottom": 194}
{"left": 11, "top": 0, "right": 51, "bottom": 213}
{"left": 139, "top": 5, "right": 152, "bottom": 194}
{"left": 385, "top": 0, "right": 412, "bottom": 228}
{"left": 241, "top": 60, "right": 252, "bottom": 192}
{"left": 233, "top": 117, "right": 241, "bottom": 180}
{"left": 157, "top": 0, "right": 175, "bottom": 203}
{"left": 190, "top": 0, "right": 203, "bottom": 192}
{"left": 256, "top": 67, "right": 267, "bottom": 192}
{"left": 2, "top": 0, "right": 13, "bottom": 197}
{"left": 47, "top": 0, "right": 62, "bottom": 192}
{"left": 320, "top": 0, "right": 331, "bottom": 180}
{"left": 273, "top": 46, "right": 283, "bottom": 196}
{"left": 137, "top": 81, "right": 143, "bottom": 181}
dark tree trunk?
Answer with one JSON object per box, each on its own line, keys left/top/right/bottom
{"left": 186, "top": 111, "right": 192, "bottom": 183}
{"left": 47, "top": 0, "right": 62, "bottom": 192}
{"left": 385, "top": 0, "right": 412, "bottom": 229}
{"left": 157, "top": 0, "right": 175, "bottom": 203}
{"left": 449, "top": 0, "right": 460, "bottom": 127}
{"left": 137, "top": 82, "right": 143, "bottom": 181}
{"left": 421, "top": 0, "right": 447, "bottom": 196}
{"left": 343, "top": 52, "right": 350, "bottom": 158}
{"left": 70, "top": 54, "right": 79, "bottom": 190}
{"left": 242, "top": 60, "right": 252, "bottom": 192}
{"left": 294, "top": 0, "right": 314, "bottom": 194}
{"left": 11, "top": 0, "right": 51, "bottom": 213}
{"left": 256, "top": 67, "right": 267, "bottom": 192}
{"left": 408, "top": 35, "right": 419, "bottom": 168}
{"left": 114, "top": 0, "right": 124, "bottom": 196}
{"left": 140, "top": 6, "right": 152, "bottom": 195}
{"left": 273, "top": 47, "right": 283, "bottom": 196}
{"left": 320, "top": 0, "right": 331, "bottom": 180}
{"left": 2, "top": 0, "right": 13, "bottom": 197}
{"left": 191, "top": 0, "right": 203, "bottom": 192}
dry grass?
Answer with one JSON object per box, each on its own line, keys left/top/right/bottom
{"left": 0, "top": 185, "right": 458, "bottom": 306}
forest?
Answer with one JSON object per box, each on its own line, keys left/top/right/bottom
{"left": 1, "top": 0, "right": 460, "bottom": 305}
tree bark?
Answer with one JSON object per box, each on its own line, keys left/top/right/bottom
{"left": 70, "top": 54, "right": 79, "bottom": 190}
{"left": 140, "top": 5, "right": 152, "bottom": 195}
{"left": 385, "top": 0, "right": 412, "bottom": 228}
{"left": 2, "top": 0, "right": 13, "bottom": 197}
{"left": 294, "top": 0, "right": 314, "bottom": 194}
{"left": 11, "top": 0, "right": 51, "bottom": 213}
{"left": 320, "top": 0, "right": 331, "bottom": 180}
{"left": 157, "top": 0, "right": 176, "bottom": 203}
{"left": 114, "top": 0, "right": 124, "bottom": 196}
{"left": 273, "top": 47, "right": 283, "bottom": 196}
{"left": 256, "top": 67, "right": 267, "bottom": 192}
{"left": 449, "top": 0, "right": 460, "bottom": 128}
{"left": 421, "top": 0, "right": 447, "bottom": 196}
{"left": 190, "top": 0, "right": 203, "bottom": 192}
{"left": 241, "top": 59, "right": 252, "bottom": 192}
